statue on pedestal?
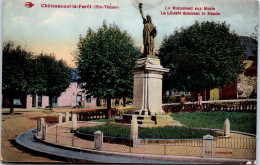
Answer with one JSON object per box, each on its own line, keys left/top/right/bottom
{"left": 139, "top": 3, "right": 157, "bottom": 57}
{"left": 118, "top": 3, "right": 181, "bottom": 127}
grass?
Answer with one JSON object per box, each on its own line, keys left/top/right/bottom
{"left": 79, "top": 111, "right": 256, "bottom": 138}
{"left": 77, "top": 123, "right": 222, "bottom": 139}
{"left": 171, "top": 111, "right": 256, "bottom": 134}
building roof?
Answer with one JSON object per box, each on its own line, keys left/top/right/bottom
{"left": 245, "top": 59, "right": 257, "bottom": 77}
{"left": 69, "top": 68, "right": 80, "bottom": 82}
{"left": 240, "top": 36, "right": 257, "bottom": 77}
{"left": 240, "top": 36, "right": 258, "bottom": 57}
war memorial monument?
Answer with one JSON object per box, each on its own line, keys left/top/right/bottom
{"left": 121, "top": 3, "right": 180, "bottom": 126}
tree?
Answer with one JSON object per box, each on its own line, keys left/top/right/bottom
{"left": 2, "top": 42, "right": 35, "bottom": 114}
{"left": 34, "top": 54, "right": 71, "bottom": 110}
{"left": 76, "top": 22, "right": 140, "bottom": 117}
{"left": 2, "top": 42, "right": 70, "bottom": 112}
{"left": 251, "top": 25, "right": 258, "bottom": 41}
{"left": 158, "top": 21, "right": 245, "bottom": 94}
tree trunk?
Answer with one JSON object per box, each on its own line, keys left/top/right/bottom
{"left": 162, "top": 90, "right": 166, "bottom": 103}
{"left": 49, "top": 96, "right": 53, "bottom": 111}
{"left": 202, "top": 90, "right": 207, "bottom": 110}
{"left": 106, "top": 97, "right": 111, "bottom": 119}
{"left": 96, "top": 97, "right": 100, "bottom": 106}
{"left": 10, "top": 96, "right": 14, "bottom": 115}
{"left": 123, "top": 97, "right": 126, "bottom": 107}
{"left": 203, "top": 90, "right": 207, "bottom": 101}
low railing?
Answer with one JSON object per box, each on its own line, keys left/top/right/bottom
{"left": 214, "top": 137, "right": 256, "bottom": 149}
{"left": 43, "top": 125, "right": 256, "bottom": 160}
{"left": 73, "top": 108, "right": 134, "bottom": 121}
{"left": 75, "top": 109, "right": 107, "bottom": 121}
{"left": 162, "top": 99, "right": 257, "bottom": 113}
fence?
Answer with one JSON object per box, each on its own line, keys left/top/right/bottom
{"left": 214, "top": 137, "right": 256, "bottom": 159}
{"left": 67, "top": 99, "right": 257, "bottom": 121}
{"left": 162, "top": 99, "right": 257, "bottom": 113}
{"left": 46, "top": 125, "right": 134, "bottom": 153}
{"left": 43, "top": 125, "right": 256, "bottom": 160}
{"left": 73, "top": 108, "right": 123, "bottom": 121}
{"left": 71, "top": 99, "right": 256, "bottom": 121}
{"left": 75, "top": 109, "right": 107, "bottom": 121}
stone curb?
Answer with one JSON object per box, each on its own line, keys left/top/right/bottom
{"left": 15, "top": 129, "right": 96, "bottom": 163}
{"left": 34, "top": 130, "right": 250, "bottom": 164}
{"left": 197, "top": 128, "right": 256, "bottom": 137}
{"left": 15, "top": 129, "right": 181, "bottom": 164}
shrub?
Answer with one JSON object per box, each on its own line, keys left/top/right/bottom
{"left": 139, "top": 126, "right": 221, "bottom": 139}
{"left": 77, "top": 123, "right": 222, "bottom": 139}
{"left": 77, "top": 123, "right": 130, "bottom": 137}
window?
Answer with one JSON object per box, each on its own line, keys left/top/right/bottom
{"left": 32, "top": 95, "right": 36, "bottom": 107}
{"left": 76, "top": 95, "right": 82, "bottom": 103}
{"left": 86, "top": 95, "right": 91, "bottom": 103}
{"left": 13, "top": 99, "right": 22, "bottom": 105}
{"left": 179, "top": 91, "right": 184, "bottom": 96}
{"left": 38, "top": 96, "right": 42, "bottom": 107}
{"left": 52, "top": 96, "right": 58, "bottom": 104}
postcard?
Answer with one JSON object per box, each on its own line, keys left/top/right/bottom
{"left": 2, "top": 0, "right": 258, "bottom": 163}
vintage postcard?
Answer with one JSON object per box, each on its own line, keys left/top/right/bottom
{"left": 2, "top": 0, "right": 258, "bottom": 163}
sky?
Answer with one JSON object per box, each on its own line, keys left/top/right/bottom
{"left": 3, "top": 0, "right": 258, "bottom": 68}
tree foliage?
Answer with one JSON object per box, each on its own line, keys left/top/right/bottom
{"left": 34, "top": 54, "right": 71, "bottom": 108}
{"left": 3, "top": 42, "right": 33, "bottom": 94}
{"left": 158, "top": 21, "right": 245, "bottom": 92}
{"left": 251, "top": 25, "right": 258, "bottom": 41}
{"left": 2, "top": 42, "right": 71, "bottom": 112}
{"left": 76, "top": 21, "right": 140, "bottom": 110}
{"left": 2, "top": 42, "right": 35, "bottom": 113}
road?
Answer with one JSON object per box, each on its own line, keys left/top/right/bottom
{"left": 1, "top": 107, "right": 103, "bottom": 163}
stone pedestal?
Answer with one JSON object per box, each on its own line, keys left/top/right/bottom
{"left": 42, "top": 123, "right": 47, "bottom": 140}
{"left": 37, "top": 118, "right": 45, "bottom": 137}
{"left": 120, "top": 57, "right": 181, "bottom": 127}
{"left": 94, "top": 131, "right": 103, "bottom": 150}
{"left": 203, "top": 134, "right": 214, "bottom": 158}
{"left": 132, "top": 57, "right": 169, "bottom": 116}
{"left": 36, "top": 120, "right": 40, "bottom": 136}
{"left": 151, "top": 115, "right": 180, "bottom": 126}
{"left": 131, "top": 116, "right": 139, "bottom": 146}
{"left": 58, "top": 113, "right": 63, "bottom": 124}
{"left": 65, "top": 112, "right": 70, "bottom": 122}
{"left": 224, "top": 118, "right": 230, "bottom": 137}
{"left": 72, "top": 114, "right": 77, "bottom": 132}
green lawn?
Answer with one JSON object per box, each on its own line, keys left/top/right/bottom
{"left": 80, "top": 111, "right": 256, "bottom": 137}
{"left": 171, "top": 111, "right": 256, "bottom": 134}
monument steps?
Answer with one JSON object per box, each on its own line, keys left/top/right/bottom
{"left": 120, "top": 114, "right": 182, "bottom": 126}
{"left": 137, "top": 119, "right": 155, "bottom": 125}
{"left": 137, "top": 115, "right": 153, "bottom": 120}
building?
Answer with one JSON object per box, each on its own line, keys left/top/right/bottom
{"left": 208, "top": 36, "right": 257, "bottom": 100}
{"left": 25, "top": 82, "right": 98, "bottom": 109}
{"left": 164, "top": 36, "right": 257, "bottom": 102}
{"left": 2, "top": 68, "right": 98, "bottom": 109}
{"left": 2, "top": 68, "right": 132, "bottom": 109}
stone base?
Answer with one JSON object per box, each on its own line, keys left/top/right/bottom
{"left": 151, "top": 115, "right": 181, "bottom": 126}
{"left": 119, "top": 114, "right": 181, "bottom": 127}
{"left": 132, "top": 57, "right": 169, "bottom": 116}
